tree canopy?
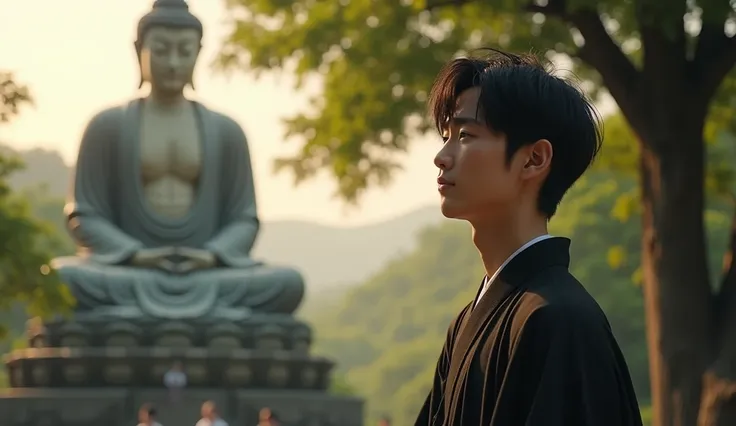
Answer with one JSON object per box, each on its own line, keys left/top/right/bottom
{"left": 0, "top": 73, "right": 74, "bottom": 338}
{"left": 218, "top": 0, "right": 736, "bottom": 201}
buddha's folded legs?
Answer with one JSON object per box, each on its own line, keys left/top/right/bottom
{"left": 51, "top": 256, "right": 305, "bottom": 319}
{"left": 204, "top": 265, "right": 305, "bottom": 315}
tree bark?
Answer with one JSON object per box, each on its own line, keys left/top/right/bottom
{"left": 697, "top": 207, "right": 736, "bottom": 426}
{"left": 639, "top": 119, "right": 711, "bottom": 426}
{"left": 638, "top": 115, "right": 736, "bottom": 426}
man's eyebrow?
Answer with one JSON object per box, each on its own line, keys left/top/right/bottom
{"left": 441, "top": 116, "right": 483, "bottom": 130}
{"left": 451, "top": 116, "right": 483, "bottom": 126}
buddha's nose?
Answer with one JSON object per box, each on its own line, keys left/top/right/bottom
{"left": 168, "top": 54, "right": 183, "bottom": 68}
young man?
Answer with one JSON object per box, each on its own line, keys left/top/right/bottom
{"left": 257, "top": 407, "right": 280, "bottom": 426}
{"left": 415, "top": 50, "right": 643, "bottom": 425}
{"left": 136, "top": 404, "right": 163, "bottom": 426}
{"left": 195, "top": 401, "right": 228, "bottom": 426}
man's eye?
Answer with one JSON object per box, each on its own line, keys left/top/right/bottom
{"left": 459, "top": 131, "right": 473, "bottom": 139}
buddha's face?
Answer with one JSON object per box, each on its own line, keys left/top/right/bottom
{"left": 139, "top": 26, "right": 201, "bottom": 95}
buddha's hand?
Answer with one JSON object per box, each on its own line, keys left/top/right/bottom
{"left": 130, "top": 247, "right": 177, "bottom": 272}
{"left": 173, "top": 247, "right": 217, "bottom": 274}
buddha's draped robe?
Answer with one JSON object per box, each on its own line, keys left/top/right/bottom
{"left": 52, "top": 100, "right": 304, "bottom": 320}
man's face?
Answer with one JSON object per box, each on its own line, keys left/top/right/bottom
{"left": 434, "top": 87, "right": 528, "bottom": 223}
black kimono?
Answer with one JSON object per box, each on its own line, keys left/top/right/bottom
{"left": 415, "top": 237, "right": 643, "bottom": 426}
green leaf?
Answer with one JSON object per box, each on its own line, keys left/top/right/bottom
{"left": 607, "top": 245, "right": 627, "bottom": 269}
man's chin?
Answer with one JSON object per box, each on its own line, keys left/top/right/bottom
{"left": 439, "top": 199, "right": 465, "bottom": 219}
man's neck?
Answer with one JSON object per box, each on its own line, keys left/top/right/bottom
{"left": 471, "top": 214, "right": 548, "bottom": 278}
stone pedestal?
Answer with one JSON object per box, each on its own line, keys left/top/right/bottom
{"left": 0, "top": 388, "right": 362, "bottom": 426}
{"left": 2, "top": 315, "right": 363, "bottom": 425}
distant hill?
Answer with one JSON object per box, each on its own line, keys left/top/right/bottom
{"left": 0, "top": 146, "right": 71, "bottom": 197}
{"left": 254, "top": 206, "right": 444, "bottom": 286}
{"left": 1, "top": 146, "right": 445, "bottom": 306}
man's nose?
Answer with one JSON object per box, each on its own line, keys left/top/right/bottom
{"left": 434, "top": 146, "right": 453, "bottom": 170}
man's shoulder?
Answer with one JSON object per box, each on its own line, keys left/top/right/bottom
{"left": 515, "top": 272, "right": 611, "bottom": 336}
{"left": 525, "top": 269, "right": 605, "bottom": 314}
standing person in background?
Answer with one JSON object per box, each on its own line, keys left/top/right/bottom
{"left": 163, "top": 360, "right": 187, "bottom": 404}
{"left": 257, "top": 408, "right": 280, "bottom": 426}
{"left": 195, "top": 401, "right": 228, "bottom": 426}
{"left": 137, "top": 403, "right": 163, "bottom": 426}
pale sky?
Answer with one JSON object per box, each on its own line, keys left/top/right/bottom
{"left": 0, "top": 0, "right": 441, "bottom": 226}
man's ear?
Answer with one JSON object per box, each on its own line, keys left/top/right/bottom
{"left": 522, "top": 139, "right": 553, "bottom": 178}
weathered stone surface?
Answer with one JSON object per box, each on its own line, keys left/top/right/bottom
{"left": 36, "top": 314, "right": 313, "bottom": 350}
{"left": 4, "top": 347, "right": 333, "bottom": 389}
{"left": 0, "top": 388, "right": 363, "bottom": 426}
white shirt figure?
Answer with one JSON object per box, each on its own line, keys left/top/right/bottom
{"left": 196, "top": 401, "right": 228, "bottom": 426}
{"left": 163, "top": 369, "right": 187, "bottom": 388}
{"left": 195, "top": 418, "right": 228, "bottom": 426}
{"left": 163, "top": 362, "right": 187, "bottom": 404}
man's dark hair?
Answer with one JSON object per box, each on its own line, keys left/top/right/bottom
{"left": 140, "top": 403, "right": 157, "bottom": 417}
{"left": 428, "top": 48, "right": 603, "bottom": 218}
{"left": 259, "top": 407, "right": 279, "bottom": 421}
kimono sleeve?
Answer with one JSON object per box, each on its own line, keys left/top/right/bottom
{"left": 415, "top": 305, "right": 471, "bottom": 426}
{"left": 490, "top": 305, "right": 644, "bottom": 426}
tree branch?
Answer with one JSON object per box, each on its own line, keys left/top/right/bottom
{"left": 528, "top": 1, "right": 644, "bottom": 127}
{"left": 425, "top": 0, "right": 643, "bottom": 123}
{"left": 692, "top": 28, "right": 736, "bottom": 108}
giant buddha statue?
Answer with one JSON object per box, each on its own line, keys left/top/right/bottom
{"left": 52, "top": 0, "right": 305, "bottom": 321}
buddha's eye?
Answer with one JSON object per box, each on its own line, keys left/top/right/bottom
{"left": 149, "top": 41, "right": 170, "bottom": 54}
{"left": 179, "top": 47, "right": 194, "bottom": 57}
{"left": 152, "top": 48, "right": 169, "bottom": 57}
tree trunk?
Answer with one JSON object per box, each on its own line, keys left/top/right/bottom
{"left": 697, "top": 206, "right": 736, "bottom": 426}
{"left": 639, "top": 118, "right": 736, "bottom": 426}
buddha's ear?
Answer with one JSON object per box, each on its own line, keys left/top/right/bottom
{"left": 134, "top": 41, "right": 145, "bottom": 89}
{"left": 187, "top": 44, "right": 202, "bottom": 91}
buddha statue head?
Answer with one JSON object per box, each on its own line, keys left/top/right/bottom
{"left": 135, "top": 0, "right": 203, "bottom": 95}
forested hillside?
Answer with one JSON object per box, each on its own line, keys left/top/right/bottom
{"left": 307, "top": 172, "right": 732, "bottom": 425}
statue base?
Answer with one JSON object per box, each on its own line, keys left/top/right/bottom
{"left": 0, "top": 388, "right": 363, "bottom": 426}
{"left": 36, "top": 313, "right": 314, "bottom": 352}
{"left": 5, "top": 347, "right": 333, "bottom": 389}
{"left": 4, "top": 315, "right": 363, "bottom": 425}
